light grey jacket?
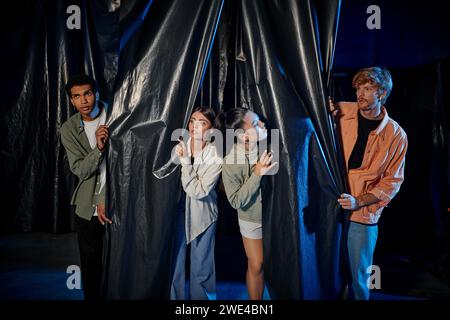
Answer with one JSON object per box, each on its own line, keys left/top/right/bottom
{"left": 181, "top": 139, "right": 222, "bottom": 243}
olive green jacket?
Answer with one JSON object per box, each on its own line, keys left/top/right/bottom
{"left": 222, "top": 144, "right": 262, "bottom": 223}
{"left": 60, "top": 108, "right": 106, "bottom": 221}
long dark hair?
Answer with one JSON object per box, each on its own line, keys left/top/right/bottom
{"left": 191, "top": 106, "right": 216, "bottom": 127}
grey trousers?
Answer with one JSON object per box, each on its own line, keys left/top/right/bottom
{"left": 170, "top": 209, "right": 217, "bottom": 300}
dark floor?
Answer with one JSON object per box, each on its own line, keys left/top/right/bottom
{"left": 1, "top": 232, "right": 449, "bottom": 300}
{"left": 0, "top": 232, "right": 83, "bottom": 300}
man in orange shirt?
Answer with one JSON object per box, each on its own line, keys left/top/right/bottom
{"left": 330, "top": 67, "right": 408, "bottom": 300}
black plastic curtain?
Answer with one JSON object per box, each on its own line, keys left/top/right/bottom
{"left": 235, "top": 0, "right": 345, "bottom": 299}
{"left": 102, "top": 0, "right": 224, "bottom": 299}
{"left": 0, "top": 0, "right": 152, "bottom": 233}
{"left": 102, "top": 0, "right": 345, "bottom": 299}
{"left": 1, "top": 0, "right": 93, "bottom": 233}
{"left": 1, "top": 0, "right": 346, "bottom": 299}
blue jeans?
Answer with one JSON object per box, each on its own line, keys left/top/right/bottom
{"left": 347, "top": 221, "right": 378, "bottom": 300}
{"left": 170, "top": 209, "right": 217, "bottom": 300}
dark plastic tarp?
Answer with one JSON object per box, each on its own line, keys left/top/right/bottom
{"left": 103, "top": 0, "right": 345, "bottom": 299}
{"left": 102, "top": 0, "right": 225, "bottom": 299}
{"left": 2, "top": 0, "right": 450, "bottom": 301}
{"left": 1, "top": 0, "right": 346, "bottom": 299}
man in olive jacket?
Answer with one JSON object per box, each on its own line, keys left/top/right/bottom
{"left": 60, "top": 74, "right": 111, "bottom": 300}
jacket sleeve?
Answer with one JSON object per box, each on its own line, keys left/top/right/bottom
{"left": 222, "top": 164, "right": 262, "bottom": 210}
{"left": 181, "top": 162, "right": 222, "bottom": 200}
{"left": 368, "top": 131, "right": 408, "bottom": 206}
{"left": 60, "top": 125, "right": 104, "bottom": 181}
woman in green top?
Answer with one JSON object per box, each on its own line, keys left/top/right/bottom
{"left": 216, "top": 108, "right": 277, "bottom": 300}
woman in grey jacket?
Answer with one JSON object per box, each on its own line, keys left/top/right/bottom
{"left": 170, "top": 106, "right": 222, "bottom": 300}
{"left": 216, "top": 108, "right": 277, "bottom": 300}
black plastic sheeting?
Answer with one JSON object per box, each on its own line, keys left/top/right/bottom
{"left": 231, "top": 0, "right": 346, "bottom": 299}
{"left": 1, "top": 0, "right": 347, "bottom": 299}
{"left": 0, "top": 0, "right": 155, "bottom": 233}
{"left": 102, "top": 0, "right": 346, "bottom": 299}
{"left": 103, "top": 0, "right": 225, "bottom": 299}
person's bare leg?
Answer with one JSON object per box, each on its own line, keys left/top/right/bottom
{"left": 242, "top": 236, "right": 264, "bottom": 300}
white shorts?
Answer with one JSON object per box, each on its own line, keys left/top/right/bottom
{"left": 238, "top": 219, "right": 262, "bottom": 239}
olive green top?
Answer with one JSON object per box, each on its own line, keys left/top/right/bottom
{"left": 222, "top": 144, "right": 262, "bottom": 223}
{"left": 60, "top": 106, "right": 106, "bottom": 221}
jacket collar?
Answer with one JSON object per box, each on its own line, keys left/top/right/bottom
{"left": 347, "top": 104, "right": 390, "bottom": 136}
{"left": 186, "top": 137, "right": 219, "bottom": 164}
{"left": 374, "top": 107, "right": 390, "bottom": 135}
{"left": 77, "top": 100, "right": 108, "bottom": 130}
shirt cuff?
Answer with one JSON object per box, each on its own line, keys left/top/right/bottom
{"left": 368, "top": 188, "right": 391, "bottom": 204}
{"left": 96, "top": 145, "right": 104, "bottom": 154}
{"left": 249, "top": 172, "right": 263, "bottom": 184}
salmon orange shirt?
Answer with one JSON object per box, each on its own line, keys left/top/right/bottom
{"left": 337, "top": 102, "right": 408, "bottom": 224}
